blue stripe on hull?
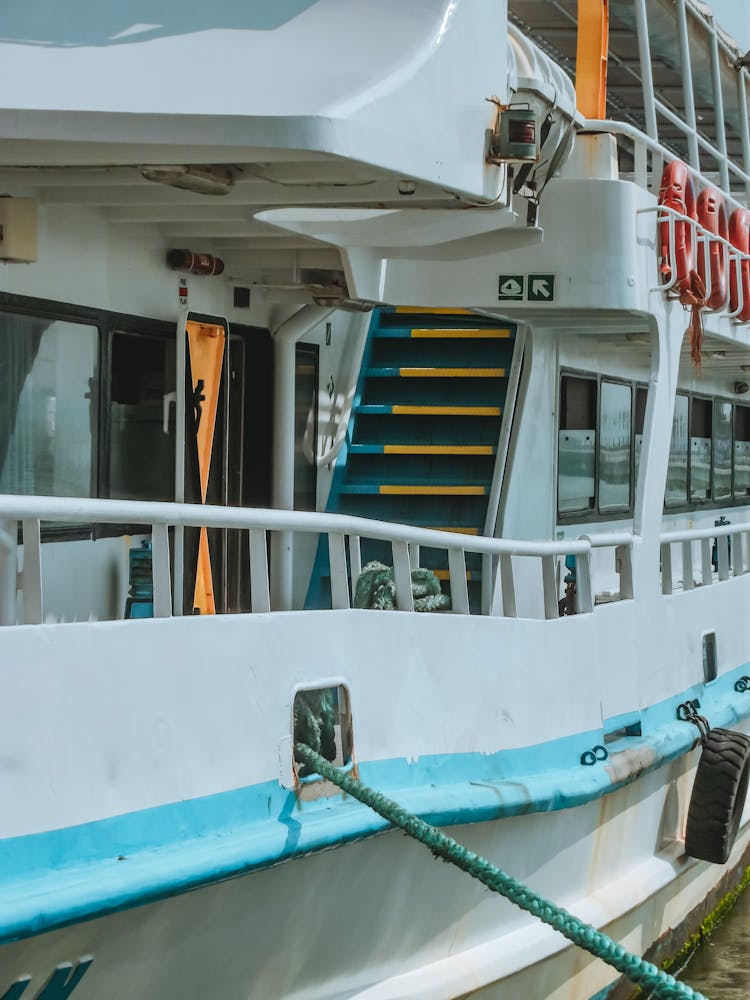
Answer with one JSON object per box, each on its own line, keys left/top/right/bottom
{"left": 2, "top": 665, "right": 750, "bottom": 944}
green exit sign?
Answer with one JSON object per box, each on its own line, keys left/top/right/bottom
{"left": 497, "top": 275, "right": 524, "bottom": 301}
{"left": 527, "top": 274, "right": 555, "bottom": 301}
{"left": 497, "top": 274, "right": 556, "bottom": 302}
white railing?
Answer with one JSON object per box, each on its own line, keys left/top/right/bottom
{"left": 660, "top": 522, "right": 750, "bottom": 594}
{"left": 619, "top": 0, "right": 750, "bottom": 202}
{"left": 585, "top": 119, "right": 750, "bottom": 214}
{"left": 0, "top": 496, "right": 636, "bottom": 626}
{"left": 581, "top": 531, "right": 635, "bottom": 602}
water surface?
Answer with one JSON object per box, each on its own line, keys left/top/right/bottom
{"left": 681, "top": 887, "right": 750, "bottom": 997}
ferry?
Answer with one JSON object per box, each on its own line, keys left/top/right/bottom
{"left": 2, "top": 1, "right": 750, "bottom": 997}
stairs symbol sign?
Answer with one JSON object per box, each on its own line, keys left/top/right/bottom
{"left": 498, "top": 276, "right": 524, "bottom": 301}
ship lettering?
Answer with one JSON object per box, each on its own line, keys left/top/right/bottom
{"left": 1, "top": 958, "right": 93, "bottom": 1000}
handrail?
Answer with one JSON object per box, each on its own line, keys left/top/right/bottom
{"left": 581, "top": 531, "right": 635, "bottom": 548}
{"left": 0, "top": 495, "right": 589, "bottom": 558}
{"left": 660, "top": 522, "right": 747, "bottom": 545}
{"left": 584, "top": 119, "right": 750, "bottom": 214}
{"left": 660, "top": 520, "right": 750, "bottom": 594}
{"left": 0, "top": 495, "right": 637, "bottom": 625}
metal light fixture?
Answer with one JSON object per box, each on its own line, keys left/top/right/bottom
{"left": 488, "top": 107, "right": 538, "bottom": 164}
{"left": 140, "top": 165, "right": 234, "bottom": 196}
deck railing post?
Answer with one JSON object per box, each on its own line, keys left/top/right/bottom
{"left": 616, "top": 543, "right": 634, "bottom": 600}
{"left": 0, "top": 519, "right": 17, "bottom": 626}
{"left": 349, "top": 536, "right": 362, "bottom": 597}
{"left": 737, "top": 531, "right": 748, "bottom": 576}
{"left": 249, "top": 529, "right": 271, "bottom": 613}
{"left": 661, "top": 543, "right": 673, "bottom": 595}
{"left": 152, "top": 523, "right": 173, "bottom": 618}
{"left": 328, "top": 532, "right": 351, "bottom": 610}
{"left": 500, "top": 554, "right": 517, "bottom": 617}
{"left": 21, "top": 518, "right": 43, "bottom": 625}
{"left": 391, "top": 541, "right": 414, "bottom": 612}
{"left": 448, "top": 547, "right": 470, "bottom": 615}
{"left": 574, "top": 552, "right": 594, "bottom": 614}
{"left": 542, "top": 555, "right": 560, "bottom": 619}
{"left": 717, "top": 533, "right": 730, "bottom": 581}
{"left": 681, "top": 540, "right": 694, "bottom": 591}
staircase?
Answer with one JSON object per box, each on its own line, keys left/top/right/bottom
{"left": 307, "top": 307, "right": 516, "bottom": 608}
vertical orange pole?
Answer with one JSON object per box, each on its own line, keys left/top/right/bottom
{"left": 576, "top": 0, "right": 609, "bottom": 119}
{"left": 186, "top": 320, "right": 226, "bottom": 615}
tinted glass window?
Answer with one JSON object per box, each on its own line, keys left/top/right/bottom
{"left": 0, "top": 312, "right": 98, "bottom": 496}
{"left": 294, "top": 343, "right": 319, "bottom": 511}
{"left": 713, "top": 400, "right": 732, "bottom": 501}
{"left": 735, "top": 405, "right": 750, "bottom": 499}
{"left": 690, "top": 398, "right": 712, "bottom": 501}
{"left": 558, "top": 376, "right": 597, "bottom": 514}
{"left": 598, "top": 381, "right": 632, "bottom": 511}
{"left": 108, "top": 331, "right": 176, "bottom": 501}
{"left": 634, "top": 386, "right": 647, "bottom": 487}
{"left": 665, "top": 394, "right": 689, "bottom": 507}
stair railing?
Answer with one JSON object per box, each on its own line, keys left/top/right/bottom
{"left": 481, "top": 324, "right": 527, "bottom": 612}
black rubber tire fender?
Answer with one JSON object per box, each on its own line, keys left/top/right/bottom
{"left": 685, "top": 727, "right": 750, "bottom": 865}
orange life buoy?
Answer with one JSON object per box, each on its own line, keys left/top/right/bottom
{"left": 697, "top": 187, "right": 729, "bottom": 310}
{"left": 658, "top": 160, "right": 697, "bottom": 293}
{"left": 729, "top": 207, "right": 750, "bottom": 323}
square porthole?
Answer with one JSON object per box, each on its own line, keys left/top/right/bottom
{"left": 293, "top": 684, "right": 353, "bottom": 779}
{"left": 702, "top": 632, "right": 718, "bottom": 683}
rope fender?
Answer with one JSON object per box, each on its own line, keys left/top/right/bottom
{"left": 295, "top": 743, "right": 707, "bottom": 1000}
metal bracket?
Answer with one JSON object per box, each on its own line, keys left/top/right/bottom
{"left": 676, "top": 699, "right": 711, "bottom": 744}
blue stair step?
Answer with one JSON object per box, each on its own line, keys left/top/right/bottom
{"left": 356, "top": 404, "right": 502, "bottom": 416}
{"left": 339, "top": 483, "right": 489, "bottom": 496}
{"left": 348, "top": 444, "right": 496, "bottom": 456}
{"left": 366, "top": 366, "right": 505, "bottom": 378}
{"left": 372, "top": 332, "right": 513, "bottom": 341}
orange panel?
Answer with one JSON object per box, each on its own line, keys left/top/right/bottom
{"left": 186, "top": 320, "right": 225, "bottom": 614}
{"left": 576, "top": 0, "right": 609, "bottom": 119}
{"left": 193, "top": 526, "right": 216, "bottom": 615}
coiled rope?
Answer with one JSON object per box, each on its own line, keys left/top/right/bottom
{"left": 295, "top": 743, "right": 708, "bottom": 1000}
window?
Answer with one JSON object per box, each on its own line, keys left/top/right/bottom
{"left": 663, "top": 393, "right": 750, "bottom": 511}
{"left": 107, "top": 331, "right": 176, "bottom": 501}
{"left": 558, "top": 375, "right": 596, "bottom": 514}
{"left": 735, "top": 406, "right": 750, "bottom": 499}
{"left": 666, "top": 394, "right": 689, "bottom": 507}
{"left": 713, "top": 400, "right": 732, "bottom": 502}
{"left": 634, "top": 386, "right": 647, "bottom": 486}
{"left": 0, "top": 312, "right": 98, "bottom": 497}
{"left": 598, "top": 380, "right": 632, "bottom": 512}
{"left": 558, "top": 374, "right": 646, "bottom": 519}
{"left": 690, "top": 398, "right": 712, "bottom": 501}
{"left": 294, "top": 343, "right": 319, "bottom": 511}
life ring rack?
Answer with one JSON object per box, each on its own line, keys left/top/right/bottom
{"left": 656, "top": 159, "right": 750, "bottom": 323}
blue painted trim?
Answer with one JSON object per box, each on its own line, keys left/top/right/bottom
{"left": 4, "top": 665, "right": 750, "bottom": 945}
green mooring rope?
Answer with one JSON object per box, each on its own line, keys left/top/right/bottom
{"left": 295, "top": 744, "right": 708, "bottom": 1000}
